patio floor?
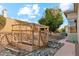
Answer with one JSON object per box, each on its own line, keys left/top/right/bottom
{"left": 54, "top": 37, "right": 75, "bottom": 56}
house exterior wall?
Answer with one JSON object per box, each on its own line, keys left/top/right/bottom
{"left": 67, "top": 12, "right": 77, "bottom": 20}
{"left": 64, "top": 4, "right": 77, "bottom": 43}
{"left": 69, "top": 26, "right": 76, "bottom": 33}
{"left": 0, "top": 17, "right": 19, "bottom": 32}
{"left": 77, "top": 4, "right": 79, "bottom": 43}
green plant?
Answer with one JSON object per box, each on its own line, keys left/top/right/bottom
{"left": 39, "top": 8, "right": 63, "bottom": 32}
{"left": 0, "top": 16, "right": 6, "bottom": 30}
{"left": 70, "top": 33, "right": 77, "bottom": 43}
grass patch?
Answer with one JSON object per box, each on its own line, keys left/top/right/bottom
{"left": 69, "top": 33, "right": 77, "bottom": 43}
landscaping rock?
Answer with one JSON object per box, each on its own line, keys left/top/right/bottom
{"left": 25, "top": 40, "right": 64, "bottom": 56}
{"left": 0, "top": 42, "right": 64, "bottom": 56}
{"left": 48, "top": 40, "right": 64, "bottom": 49}
{"left": 0, "top": 49, "right": 16, "bottom": 56}
{"left": 27, "top": 48, "right": 57, "bottom": 56}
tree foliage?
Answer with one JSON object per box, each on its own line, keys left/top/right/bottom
{"left": 0, "top": 16, "right": 6, "bottom": 30}
{"left": 58, "top": 28, "right": 66, "bottom": 33}
{"left": 39, "top": 8, "right": 63, "bottom": 32}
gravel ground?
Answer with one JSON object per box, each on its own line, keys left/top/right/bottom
{"left": 26, "top": 48, "right": 57, "bottom": 56}
{"left": 25, "top": 40, "right": 64, "bottom": 56}
{"left": 0, "top": 49, "right": 16, "bottom": 56}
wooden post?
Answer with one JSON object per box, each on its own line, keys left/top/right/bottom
{"left": 12, "top": 25, "right": 14, "bottom": 42}
{"left": 32, "top": 24, "right": 34, "bottom": 51}
{"left": 19, "top": 24, "right": 22, "bottom": 42}
{"left": 46, "top": 26, "right": 49, "bottom": 42}
{"left": 38, "top": 29, "right": 40, "bottom": 48}
{"left": 26, "top": 25, "right": 27, "bottom": 41}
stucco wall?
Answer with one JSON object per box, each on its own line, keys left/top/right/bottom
{"left": 0, "top": 17, "right": 19, "bottom": 32}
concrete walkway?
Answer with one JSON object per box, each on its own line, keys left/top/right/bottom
{"left": 54, "top": 37, "right": 75, "bottom": 56}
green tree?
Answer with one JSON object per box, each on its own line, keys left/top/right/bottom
{"left": 0, "top": 16, "right": 6, "bottom": 30}
{"left": 58, "top": 28, "right": 66, "bottom": 33}
{"left": 39, "top": 8, "right": 63, "bottom": 32}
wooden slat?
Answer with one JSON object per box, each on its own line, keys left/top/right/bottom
{"left": 12, "top": 30, "right": 32, "bottom": 31}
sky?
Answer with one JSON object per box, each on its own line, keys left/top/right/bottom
{"left": 0, "top": 3, "right": 74, "bottom": 28}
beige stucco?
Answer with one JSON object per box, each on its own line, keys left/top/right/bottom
{"left": 77, "top": 4, "right": 79, "bottom": 43}
{"left": 67, "top": 12, "right": 77, "bottom": 20}
{"left": 0, "top": 17, "right": 19, "bottom": 32}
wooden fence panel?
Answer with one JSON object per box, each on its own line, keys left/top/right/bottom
{"left": 0, "top": 24, "right": 49, "bottom": 52}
